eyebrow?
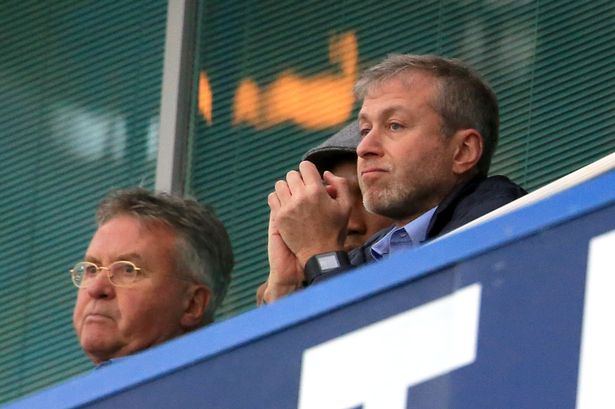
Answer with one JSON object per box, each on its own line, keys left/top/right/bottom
{"left": 83, "top": 253, "right": 144, "bottom": 265}
{"left": 84, "top": 255, "right": 100, "bottom": 264}
{"left": 358, "top": 104, "right": 410, "bottom": 121}
{"left": 115, "top": 253, "right": 144, "bottom": 263}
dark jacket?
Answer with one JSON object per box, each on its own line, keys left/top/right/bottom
{"left": 312, "top": 175, "right": 527, "bottom": 283}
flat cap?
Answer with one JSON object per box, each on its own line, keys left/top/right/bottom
{"left": 302, "top": 122, "right": 360, "bottom": 172}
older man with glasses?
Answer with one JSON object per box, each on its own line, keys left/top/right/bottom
{"left": 70, "top": 188, "right": 233, "bottom": 365}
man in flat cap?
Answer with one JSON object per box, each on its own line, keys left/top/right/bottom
{"left": 258, "top": 123, "right": 391, "bottom": 304}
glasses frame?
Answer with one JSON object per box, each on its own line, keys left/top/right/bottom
{"left": 70, "top": 260, "right": 144, "bottom": 288}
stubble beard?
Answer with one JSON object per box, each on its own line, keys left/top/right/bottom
{"left": 361, "top": 174, "right": 442, "bottom": 224}
{"left": 361, "top": 177, "right": 421, "bottom": 222}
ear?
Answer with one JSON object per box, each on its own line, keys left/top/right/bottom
{"left": 451, "top": 129, "right": 483, "bottom": 176}
{"left": 180, "top": 284, "right": 211, "bottom": 330}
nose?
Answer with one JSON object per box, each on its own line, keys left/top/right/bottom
{"left": 346, "top": 212, "right": 365, "bottom": 236}
{"left": 86, "top": 268, "right": 115, "bottom": 299}
{"left": 344, "top": 202, "right": 367, "bottom": 249}
{"left": 356, "top": 126, "right": 383, "bottom": 159}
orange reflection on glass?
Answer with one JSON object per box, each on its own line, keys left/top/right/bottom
{"left": 197, "top": 32, "right": 358, "bottom": 130}
{"left": 198, "top": 71, "right": 213, "bottom": 125}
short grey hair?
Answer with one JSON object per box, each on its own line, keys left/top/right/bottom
{"left": 96, "top": 187, "right": 233, "bottom": 324}
{"left": 354, "top": 54, "right": 499, "bottom": 176}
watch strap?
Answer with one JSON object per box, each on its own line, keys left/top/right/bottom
{"left": 303, "top": 251, "right": 351, "bottom": 285}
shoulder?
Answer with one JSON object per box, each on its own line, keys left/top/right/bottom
{"left": 472, "top": 175, "right": 527, "bottom": 198}
{"left": 452, "top": 175, "right": 526, "bottom": 211}
{"left": 428, "top": 175, "right": 527, "bottom": 237}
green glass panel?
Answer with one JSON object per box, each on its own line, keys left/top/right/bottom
{"left": 189, "top": 0, "right": 615, "bottom": 323}
{"left": 0, "top": 0, "right": 167, "bottom": 403}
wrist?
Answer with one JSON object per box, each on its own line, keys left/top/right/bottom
{"left": 297, "top": 244, "right": 345, "bottom": 268}
{"left": 263, "top": 281, "right": 302, "bottom": 303}
{"left": 303, "top": 251, "right": 350, "bottom": 284}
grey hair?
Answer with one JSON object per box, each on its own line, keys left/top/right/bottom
{"left": 96, "top": 187, "right": 233, "bottom": 324}
{"left": 354, "top": 54, "right": 499, "bottom": 176}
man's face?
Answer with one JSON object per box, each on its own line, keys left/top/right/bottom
{"left": 330, "top": 160, "right": 392, "bottom": 251}
{"left": 357, "top": 72, "right": 459, "bottom": 225}
{"left": 73, "top": 215, "right": 191, "bottom": 364}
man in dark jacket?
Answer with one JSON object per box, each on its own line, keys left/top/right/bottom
{"left": 262, "top": 54, "right": 525, "bottom": 303}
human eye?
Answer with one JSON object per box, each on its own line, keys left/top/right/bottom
{"left": 359, "top": 123, "right": 371, "bottom": 137}
{"left": 388, "top": 122, "right": 404, "bottom": 131}
{"left": 83, "top": 263, "right": 98, "bottom": 277}
{"left": 71, "top": 262, "right": 98, "bottom": 287}
{"left": 111, "top": 261, "right": 140, "bottom": 284}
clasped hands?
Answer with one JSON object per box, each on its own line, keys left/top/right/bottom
{"left": 260, "top": 161, "right": 352, "bottom": 304}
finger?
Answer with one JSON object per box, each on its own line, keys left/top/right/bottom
{"left": 286, "top": 170, "right": 304, "bottom": 195}
{"left": 267, "top": 191, "right": 280, "bottom": 213}
{"left": 267, "top": 206, "right": 278, "bottom": 235}
{"left": 299, "top": 160, "right": 324, "bottom": 187}
{"left": 324, "top": 170, "right": 352, "bottom": 209}
{"left": 325, "top": 184, "right": 338, "bottom": 199}
{"left": 274, "top": 180, "right": 291, "bottom": 204}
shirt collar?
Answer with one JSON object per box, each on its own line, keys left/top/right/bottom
{"left": 371, "top": 207, "right": 437, "bottom": 259}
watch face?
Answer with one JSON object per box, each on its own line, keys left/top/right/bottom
{"left": 317, "top": 253, "right": 340, "bottom": 270}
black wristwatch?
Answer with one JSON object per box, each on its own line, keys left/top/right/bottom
{"left": 303, "top": 251, "right": 351, "bottom": 285}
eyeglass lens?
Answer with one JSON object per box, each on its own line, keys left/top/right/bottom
{"left": 72, "top": 261, "right": 139, "bottom": 287}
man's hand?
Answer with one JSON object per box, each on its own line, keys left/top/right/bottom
{"left": 272, "top": 161, "right": 352, "bottom": 267}
{"left": 262, "top": 198, "right": 304, "bottom": 304}
{"left": 256, "top": 281, "right": 267, "bottom": 306}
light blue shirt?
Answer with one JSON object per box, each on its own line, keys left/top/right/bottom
{"left": 371, "top": 207, "right": 437, "bottom": 260}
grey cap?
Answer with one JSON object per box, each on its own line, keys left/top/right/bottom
{"left": 302, "top": 122, "right": 360, "bottom": 173}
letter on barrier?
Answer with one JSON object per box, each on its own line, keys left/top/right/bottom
{"left": 298, "top": 283, "right": 482, "bottom": 409}
{"left": 576, "top": 229, "right": 615, "bottom": 409}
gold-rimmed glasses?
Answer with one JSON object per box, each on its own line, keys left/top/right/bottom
{"left": 70, "top": 261, "right": 144, "bottom": 288}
